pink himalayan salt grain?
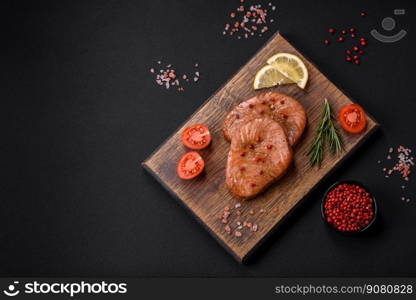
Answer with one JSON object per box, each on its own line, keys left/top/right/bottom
{"left": 150, "top": 61, "right": 200, "bottom": 92}
{"left": 382, "top": 145, "right": 413, "bottom": 180}
{"left": 220, "top": 203, "right": 263, "bottom": 238}
{"left": 222, "top": 2, "right": 276, "bottom": 39}
{"left": 381, "top": 145, "right": 414, "bottom": 203}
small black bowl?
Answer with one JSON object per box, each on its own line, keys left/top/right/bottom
{"left": 321, "top": 180, "right": 378, "bottom": 235}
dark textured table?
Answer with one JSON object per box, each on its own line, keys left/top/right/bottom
{"left": 2, "top": 0, "right": 415, "bottom": 276}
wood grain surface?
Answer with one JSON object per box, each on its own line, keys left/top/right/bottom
{"left": 142, "top": 33, "right": 379, "bottom": 263}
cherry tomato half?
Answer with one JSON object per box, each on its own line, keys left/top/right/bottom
{"left": 339, "top": 104, "right": 367, "bottom": 134}
{"left": 177, "top": 152, "right": 205, "bottom": 180}
{"left": 181, "top": 124, "right": 211, "bottom": 150}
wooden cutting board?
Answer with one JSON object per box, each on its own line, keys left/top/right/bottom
{"left": 143, "top": 33, "right": 379, "bottom": 263}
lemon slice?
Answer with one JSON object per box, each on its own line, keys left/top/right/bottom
{"left": 267, "top": 53, "right": 308, "bottom": 89}
{"left": 253, "top": 65, "right": 294, "bottom": 90}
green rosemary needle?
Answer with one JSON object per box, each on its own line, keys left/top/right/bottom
{"left": 308, "top": 98, "right": 344, "bottom": 167}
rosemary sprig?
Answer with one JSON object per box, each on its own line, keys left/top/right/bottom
{"left": 308, "top": 98, "right": 344, "bottom": 167}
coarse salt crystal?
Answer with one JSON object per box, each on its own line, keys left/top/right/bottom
{"left": 151, "top": 60, "right": 200, "bottom": 92}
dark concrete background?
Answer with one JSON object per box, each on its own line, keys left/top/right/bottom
{"left": 1, "top": 0, "right": 415, "bottom": 276}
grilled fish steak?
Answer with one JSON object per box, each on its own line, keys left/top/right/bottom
{"left": 226, "top": 118, "right": 293, "bottom": 198}
{"left": 223, "top": 92, "right": 307, "bottom": 146}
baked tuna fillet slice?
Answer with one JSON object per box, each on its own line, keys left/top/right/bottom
{"left": 223, "top": 91, "right": 307, "bottom": 146}
{"left": 226, "top": 117, "right": 293, "bottom": 198}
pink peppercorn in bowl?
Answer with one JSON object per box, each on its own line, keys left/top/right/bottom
{"left": 321, "top": 180, "right": 378, "bottom": 235}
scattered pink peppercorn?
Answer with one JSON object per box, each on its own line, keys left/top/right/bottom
{"left": 324, "top": 183, "right": 375, "bottom": 232}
